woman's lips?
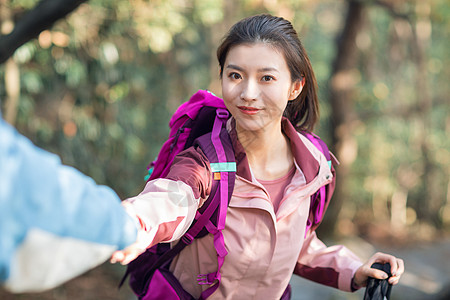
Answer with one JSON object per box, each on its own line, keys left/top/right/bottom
{"left": 237, "top": 106, "right": 261, "bottom": 115}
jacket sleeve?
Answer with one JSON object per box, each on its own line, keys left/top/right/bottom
{"left": 0, "top": 117, "right": 137, "bottom": 293}
{"left": 122, "top": 146, "right": 211, "bottom": 251}
{"left": 294, "top": 231, "right": 363, "bottom": 292}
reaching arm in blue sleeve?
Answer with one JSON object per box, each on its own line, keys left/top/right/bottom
{"left": 0, "top": 117, "right": 137, "bottom": 293}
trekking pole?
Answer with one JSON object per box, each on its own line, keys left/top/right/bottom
{"left": 363, "top": 263, "right": 393, "bottom": 300}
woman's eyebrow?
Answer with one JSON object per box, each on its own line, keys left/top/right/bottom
{"left": 225, "top": 64, "right": 279, "bottom": 73}
{"left": 258, "top": 67, "right": 279, "bottom": 73}
{"left": 225, "top": 64, "right": 244, "bottom": 71}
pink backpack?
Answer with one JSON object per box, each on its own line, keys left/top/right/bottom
{"left": 122, "top": 90, "right": 333, "bottom": 300}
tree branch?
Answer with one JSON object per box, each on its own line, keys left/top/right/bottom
{"left": 0, "top": 0, "right": 87, "bottom": 64}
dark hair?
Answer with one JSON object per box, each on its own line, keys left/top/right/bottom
{"left": 217, "top": 14, "right": 319, "bottom": 131}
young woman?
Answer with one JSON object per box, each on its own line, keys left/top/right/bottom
{"left": 112, "top": 14, "right": 404, "bottom": 299}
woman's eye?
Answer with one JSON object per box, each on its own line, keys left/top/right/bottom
{"left": 261, "top": 75, "right": 274, "bottom": 82}
{"left": 229, "top": 72, "right": 242, "bottom": 80}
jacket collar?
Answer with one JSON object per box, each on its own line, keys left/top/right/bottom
{"left": 228, "top": 117, "right": 320, "bottom": 184}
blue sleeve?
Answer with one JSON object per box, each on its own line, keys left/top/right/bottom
{"left": 0, "top": 117, "right": 137, "bottom": 292}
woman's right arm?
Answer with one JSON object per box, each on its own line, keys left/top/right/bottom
{"left": 111, "top": 146, "right": 212, "bottom": 264}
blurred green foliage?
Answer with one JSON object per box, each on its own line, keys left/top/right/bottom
{"left": 1, "top": 0, "right": 449, "bottom": 235}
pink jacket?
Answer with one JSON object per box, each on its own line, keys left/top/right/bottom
{"left": 123, "top": 118, "right": 363, "bottom": 299}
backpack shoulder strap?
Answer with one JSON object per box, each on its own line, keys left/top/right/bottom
{"left": 188, "top": 108, "right": 235, "bottom": 299}
{"left": 301, "top": 131, "right": 336, "bottom": 235}
{"left": 301, "top": 131, "right": 332, "bottom": 168}
{"left": 137, "top": 108, "right": 235, "bottom": 299}
{"left": 124, "top": 108, "right": 235, "bottom": 297}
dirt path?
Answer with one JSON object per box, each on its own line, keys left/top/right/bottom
{"left": 2, "top": 237, "right": 449, "bottom": 299}
{"left": 0, "top": 263, "right": 136, "bottom": 300}
{"left": 290, "top": 237, "right": 450, "bottom": 300}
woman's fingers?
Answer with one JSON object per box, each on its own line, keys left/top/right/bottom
{"left": 368, "top": 267, "right": 389, "bottom": 280}
{"left": 110, "top": 244, "right": 144, "bottom": 265}
{"left": 393, "top": 257, "right": 405, "bottom": 276}
{"left": 388, "top": 257, "right": 404, "bottom": 285}
{"left": 389, "top": 274, "right": 401, "bottom": 285}
{"left": 110, "top": 251, "right": 125, "bottom": 264}
{"left": 354, "top": 252, "right": 405, "bottom": 287}
{"left": 369, "top": 252, "right": 405, "bottom": 285}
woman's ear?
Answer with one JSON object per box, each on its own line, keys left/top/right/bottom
{"left": 289, "top": 77, "right": 305, "bottom": 100}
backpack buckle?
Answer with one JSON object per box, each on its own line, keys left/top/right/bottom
{"left": 181, "top": 233, "right": 194, "bottom": 245}
{"left": 197, "top": 272, "right": 220, "bottom": 285}
{"left": 216, "top": 109, "right": 229, "bottom": 119}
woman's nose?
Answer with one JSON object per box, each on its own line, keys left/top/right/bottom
{"left": 240, "top": 79, "right": 259, "bottom": 101}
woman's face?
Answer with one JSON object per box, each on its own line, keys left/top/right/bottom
{"left": 221, "top": 42, "right": 302, "bottom": 134}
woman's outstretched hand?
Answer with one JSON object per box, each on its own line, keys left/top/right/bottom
{"left": 110, "top": 201, "right": 149, "bottom": 265}
{"left": 110, "top": 242, "right": 145, "bottom": 265}
{"left": 353, "top": 252, "right": 404, "bottom": 287}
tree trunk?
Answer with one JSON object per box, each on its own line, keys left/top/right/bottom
{"left": 318, "top": 0, "right": 366, "bottom": 239}
{"left": 411, "top": 0, "right": 437, "bottom": 224}
{"left": 1, "top": 0, "right": 20, "bottom": 125}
